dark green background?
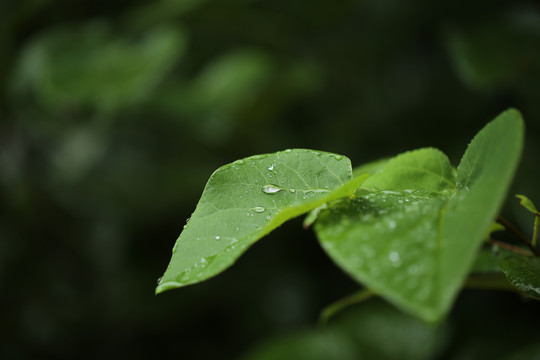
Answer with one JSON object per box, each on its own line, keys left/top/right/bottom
{"left": 2, "top": 0, "right": 540, "bottom": 358}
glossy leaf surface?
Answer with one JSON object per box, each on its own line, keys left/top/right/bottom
{"left": 500, "top": 256, "right": 540, "bottom": 298}
{"left": 156, "top": 149, "right": 366, "bottom": 293}
{"left": 315, "top": 109, "right": 524, "bottom": 321}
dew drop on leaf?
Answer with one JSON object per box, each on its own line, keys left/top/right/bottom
{"left": 262, "top": 184, "right": 283, "bottom": 194}
{"left": 215, "top": 236, "right": 220, "bottom": 240}
{"left": 268, "top": 164, "right": 275, "bottom": 171}
{"left": 251, "top": 206, "right": 266, "bottom": 213}
{"left": 389, "top": 251, "right": 402, "bottom": 267}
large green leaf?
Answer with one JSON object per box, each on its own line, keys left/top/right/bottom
{"left": 315, "top": 109, "right": 524, "bottom": 321}
{"left": 156, "top": 149, "right": 367, "bottom": 293}
{"left": 500, "top": 255, "right": 540, "bottom": 298}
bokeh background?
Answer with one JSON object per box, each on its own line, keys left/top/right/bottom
{"left": 2, "top": 0, "right": 540, "bottom": 359}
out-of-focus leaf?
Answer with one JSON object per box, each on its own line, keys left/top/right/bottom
{"left": 516, "top": 194, "right": 539, "bottom": 214}
{"left": 13, "top": 21, "right": 186, "bottom": 112}
{"left": 445, "top": 15, "right": 540, "bottom": 90}
{"left": 242, "top": 301, "right": 447, "bottom": 360}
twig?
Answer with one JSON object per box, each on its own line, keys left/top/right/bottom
{"left": 496, "top": 216, "right": 540, "bottom": 256}
{"left": 488, "top": 239, "right": 533, "bottom": 257}
{"left": 318, "top": 289, "right": 375, "bottom": 326}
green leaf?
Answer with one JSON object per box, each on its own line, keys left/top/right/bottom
{"left": 156, "top": 149, "right": 368, "bottom": 293}
{"left": 303, "top": 157, "right": 391, "bottom": 229}
{"left": 242, "top": 301, "right": 446, "bottom": 360}
{"left": 500, "top": 255, "right": 540, "bottom": 298}
{"left": 351, "top": 157, "right": 390, "bottom": 178}
{"left": 470, "top": 246, "right": 512, "bottom": 274}
{"left": 13, "top": 21, "right": 185, "bottom": 112}
{"left": 315, "top": 109, "right": 524, "bottom": 322}
{"left": 516, "top": 194, "right": 539, "bottom": 215}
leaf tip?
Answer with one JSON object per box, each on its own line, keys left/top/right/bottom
{"left": 516, "top": 194, "right": 539, "bottom": 214}
{"left": 155, "top": 280, "right": 186, "bottom": 295}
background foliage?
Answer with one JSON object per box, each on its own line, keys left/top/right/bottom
{"left": 2, "top": 0, "right": 540, "bottom": 358}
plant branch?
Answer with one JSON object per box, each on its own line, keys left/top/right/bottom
{"left": 488, "top": 239, "right": 533, "bottom": 257}
{"left": 318, "top": 289, "right": 375, "bottom": 326}
{"left": 496, "top": 216, "right": 540, "bottom": 256}
{"left": 532, "top": 215, "right": 539, "bottom": 249}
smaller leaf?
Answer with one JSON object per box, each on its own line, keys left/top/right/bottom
{"left": 471, "top": 246, "right": 512, "bottom": 274}
{"left": 352, "top": 157, "right": 390, "bottom": 178}
{"left": 500, "top": 255, "right": 540, "bottom": 298}
{"left": 516, "top": 194, "right": 539, "bottom": 215}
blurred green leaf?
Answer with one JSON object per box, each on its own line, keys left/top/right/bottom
{"left": 516, "top": 194, "right": 539, "bottom": 214}
{"left": 315, "top": 110, "right": 524, "bottom": 322}
{"left": 154, "top": 49, "right": 274, "bottom": 143}
{"left": 13, "top": 21, "right": 186, "bottom": 112}
{"left": 470, "top": 246, "right": 511, "bottom": 274}
{"left": 242, "top": 301, "right": 446, "bottom": 360}
{"left": 445, "top": 14, "right": 540, "bottom": 91}
{"left": 500, "top": 255, "right": 540, "bottom": 298}
{"left": 156, "top": 149, "right": 368, "bottom": 293}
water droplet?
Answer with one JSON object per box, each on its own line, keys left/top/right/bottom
{"left": 215, "top": 236, "right": 220, "bottom": 240}
{"left": 157, "top": 277, "right": 162, "bottom": 284}
{"left": 268, "top": 164, "right": 275, "bottom": 171}
{"left": 265, "top": 215, "right": 272, "bottom": 221}
{"left": 284, "top": 149, "right": 292, "bottom": 153}
{"left": 183, "top": 225, "right": 188, "bottom": 230}
{"left": 333, "top": 155, "right": 343, "bottom": 161}
{"left": 200, "top": 257, "right": 207, "bottom": 264}
{"left": 389, "top": 251, "right": 401, "bottom": 267}
{"left": 407, "top": 264, "right": 419, "bottom": 275}
{"left": 233, "top": 159, "right": 245, "bottom": 165}
{"left": 252, "top": 206, "right": 266, "bottom": 213}
{"left": 289, "top": 188, "right": 296, "bottom": 193}
{"left": 262, "top": 184, "right": 283, "bottom": 194}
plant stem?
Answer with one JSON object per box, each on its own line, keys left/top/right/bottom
{"left": 318, "top": 289, "right": 375, "bottom": 326}
{"left": 496, "top": 216, "right": 540, "bottom": 256}
{"left": 489, "top": 239, "right": 533, "bottom": 257}
{"left": 532, "top": 215, "right": 539, "bottom": 249}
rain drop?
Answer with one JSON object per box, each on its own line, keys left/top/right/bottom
{"left": 389, "top": 251, "right": 401, "bottom": 267}
{"left": 268, "top": 164, "right": 275, "bottom": 171}
{"left": 252, "top": 206, "right": 266, "bottom": 213}
{"left": 215, "top": 236, "right": 220, "bottom": 240}
{"left": 289, "top": 188, "right": 296, "bottom": 193}
{"left": 262, "top": 184, "right": 283, "bottom": 194}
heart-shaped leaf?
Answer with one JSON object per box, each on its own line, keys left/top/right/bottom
{"left": 156, "top": 149, "right": 367, "bottom": 293}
